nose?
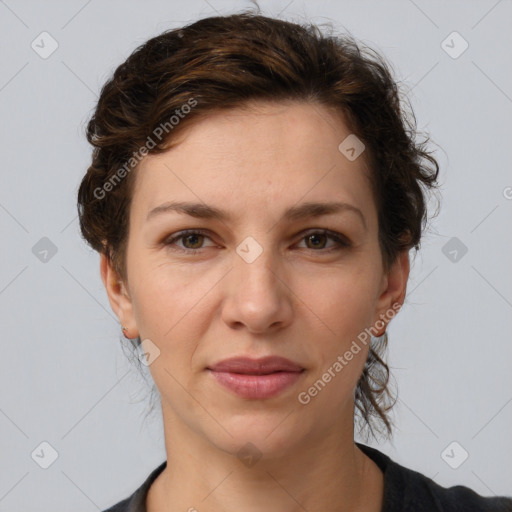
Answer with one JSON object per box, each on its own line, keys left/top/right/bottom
{"left": 220, "top": 246, "right": 294, "bottom": 334}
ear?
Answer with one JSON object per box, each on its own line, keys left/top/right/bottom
{"left": 100, "top": 252, "right": 139, "bottom": 339}
{"left": 372, "top": 249, "right": 410, "bottom": 337}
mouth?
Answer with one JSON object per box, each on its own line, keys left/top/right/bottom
{"left": 207, "top": 356, "right": 305, "bottom": 399}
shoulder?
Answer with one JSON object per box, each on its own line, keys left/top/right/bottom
{"left": 101, "top": 460, "right": 167, "bottom": 512}
{"left": 356, "top": 443, "right": 512, "bottom": 512}
{"left": 427, "top": 483, "right": 512, "bottom": 512}
{"left": 102, "top": 496, "right": 131, "bottom": 512}
{"left": 400, "top": 468, "right": 512, "bottom": 512}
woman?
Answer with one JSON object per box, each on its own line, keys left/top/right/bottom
{"left": 77, "top": 11, "right": 512, "bottom": 512}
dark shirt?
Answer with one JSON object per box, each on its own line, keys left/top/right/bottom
{"left": 103, "top": 442, "right": 512, "bottom": 511}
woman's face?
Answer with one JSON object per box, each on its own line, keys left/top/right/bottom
{"left": 102, "top": 101, "right": 408, "bottom": 456}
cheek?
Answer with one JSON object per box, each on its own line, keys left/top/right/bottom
{"left": 294, "top": 265, "right": 380, "bottom": 376}
{"left": 299, "top": 265, "right": 378, "bottom": 330}
{"left": 130, "top": 265, "right": 214, "bottom": 375}
{"left": 130, "top": 261, "right": 203, "bottom": 331}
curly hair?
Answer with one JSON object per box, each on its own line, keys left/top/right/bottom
{"left": 77, "top": 11, "right": 440, "bottom": 442}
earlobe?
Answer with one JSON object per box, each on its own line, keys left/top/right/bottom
{"left": 100, "top": 253, "right": 139, "bottom": 338}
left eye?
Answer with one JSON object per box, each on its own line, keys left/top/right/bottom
{"left": 297, "top": 231, "right": 349, "bottom": 251}
{"left": 163, "top": 229, "right": 350, "bottom": 253}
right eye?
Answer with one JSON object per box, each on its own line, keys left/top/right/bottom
{"left": 163, "top": 229, "right": 216, "bottom": 254}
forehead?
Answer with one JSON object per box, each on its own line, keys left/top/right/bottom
{"left": 130, "top": 101, "right": 376, "bottom": 228}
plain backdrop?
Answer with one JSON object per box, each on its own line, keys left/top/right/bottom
{"left": 0, "top": 0, "right": 511, "bottom": 510}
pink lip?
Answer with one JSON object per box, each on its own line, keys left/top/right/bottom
{"left": 207, "top": 356, "right": 305, "bottom": 399}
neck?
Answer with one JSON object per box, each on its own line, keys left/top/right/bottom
{"left": 147, "top": 404, "right": 384, "bottom": 512}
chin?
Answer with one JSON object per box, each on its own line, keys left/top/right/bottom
{"left": 203, "top": 409, "right": 310, "bottom": 461}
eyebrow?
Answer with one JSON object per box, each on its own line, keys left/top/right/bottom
{"left": 146, "top": 200, "right": 367, "bottom": 230}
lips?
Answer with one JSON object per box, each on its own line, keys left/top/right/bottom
{"left": 207, "top": 356, "right": 305, "bottom": 399}
{"left": 207, "top": 356, "right": 304, "bottom": 374}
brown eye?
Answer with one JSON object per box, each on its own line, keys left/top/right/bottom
{"left": 163, "top": 229, "right": 214, "bottom": 253}
{"left": 297, "top": 230, "right": 350, "bottom": 252}
{"left": 181, "top": 233, "right": 205, "bottom": 249}
{"left": 305, "top": 233, "right": 328, "bottom": 249}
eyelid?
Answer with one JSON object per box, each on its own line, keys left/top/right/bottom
{"left": 163, "top": 227, "right": 351, "bottom": 254}
{"left": 297, "top": 228, "right": 351, "bottom": 245}
{"left": 162, "top": 229, "right": 216, "bottom": 249}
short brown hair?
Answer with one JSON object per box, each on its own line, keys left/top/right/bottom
{"left": 77, "top": 11, "right": 440, "bottom": 442}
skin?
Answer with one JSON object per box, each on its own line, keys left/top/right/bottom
{"left": 101, "top": 101, "right": 410, "bottom": 512}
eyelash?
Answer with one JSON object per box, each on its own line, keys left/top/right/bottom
{"left": 162, "top": 229, "right": 351, "bottom": 255}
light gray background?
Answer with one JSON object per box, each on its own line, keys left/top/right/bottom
{"left": 1, "top": 0, "right": 511, "bottom": 510}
